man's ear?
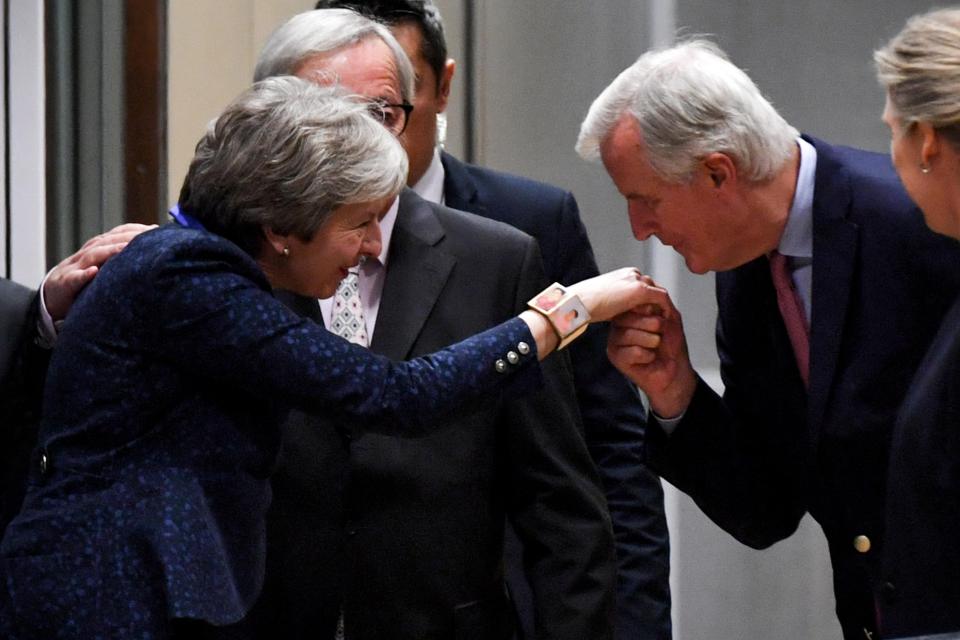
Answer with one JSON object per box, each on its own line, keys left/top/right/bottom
{"left": 702, "top": 153, "right": 736, "bottom": 188}
{"left": 437, "top": 58, "right": 455, "bottom": 113}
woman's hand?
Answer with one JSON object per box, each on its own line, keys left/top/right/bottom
{"left": 522, "top": 267, "right": 676, "bottom": 361}
{"left": 566, "top": 267, "right": 673, "bottom": 323}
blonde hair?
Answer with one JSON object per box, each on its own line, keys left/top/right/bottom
{"left": 875, "top": 7, "right": 960, "bottom": 150}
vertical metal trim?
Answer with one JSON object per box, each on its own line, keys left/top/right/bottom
{"left": 649, "top": 0, "right": 676, "bottom": 49}
{"left": 46, "top": 0, "right": 79, "bottom": 267}
{"left": 157, "top": 0, "right": 168, "bottom": 218}
{"left": 75, "top": 2, "right": 102, "bottom": 247}
{"left": 99, "top": 0, "right": 125, "bottom": 234}
{"left": 8, "top": 0, "right": 46, "bottom": 284}
{"left": 644, "top": 0, "right": 680, "bottom": 293}
{"left": 462, "top": 0, "right": 475, "bottom": 163}
{"left": 2, "top": 0, "right": 9, "bottom": 278}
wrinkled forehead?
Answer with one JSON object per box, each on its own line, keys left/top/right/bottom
{"left": 294, "top": 36, "right": 403, "bottom": 103}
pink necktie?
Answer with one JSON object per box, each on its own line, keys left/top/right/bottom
{"left": 769, "top": 251, "right": 810, "bottom": 388}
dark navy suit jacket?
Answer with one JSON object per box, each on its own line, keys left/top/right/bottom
{"left": 442, "top": 152, "right": 671, "bottom": 639}
{"left": 882, "top": 291, "right": 960, "bottom": 638}
{"left": 0, "top": 280, "right": 47, "bottom": 533}
{"left": 0, "top": 225, "right": 541, "bottom": 638}
{"left": 646, "top": 136, "right": 960, "bottom": 640}
{"left": 0, "top": 280, "right": 36, "bottom": 391}
{"left": 259, "top": 191, "right": 616, "bottom": 640}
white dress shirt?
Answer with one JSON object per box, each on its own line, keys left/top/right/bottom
{"left": 412, "top": 148, "right": 446, "bottom": 205}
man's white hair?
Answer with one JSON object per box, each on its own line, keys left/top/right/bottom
{"left": 576, "top": 40, "right": 798, "bottom": 183}
{"left": 254, "top": 8, "right": 415, "bottom": 104}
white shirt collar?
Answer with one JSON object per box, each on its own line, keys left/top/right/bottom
{"left": 411, "top": 148, "right": 446, "bottom": 205}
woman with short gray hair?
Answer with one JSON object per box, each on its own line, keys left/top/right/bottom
{"left": 181, "top": 73, "right": 408, "bottom": 261}
{"left": 0, "top": 76, "right": 661, "bottom": 638}
{"left": 874, "top": 7, "right": 960, "bottom": 639}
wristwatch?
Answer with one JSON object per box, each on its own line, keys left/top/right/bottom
{"left": 527, "top": 282, "right": 591, "bottom": 350}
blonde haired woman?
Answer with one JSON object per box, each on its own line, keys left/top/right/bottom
{"left": 876, "top": 8, "right": 960, "bottom": 639}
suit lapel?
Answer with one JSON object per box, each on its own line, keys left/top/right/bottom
{"left": 369, "top": 189, "right": 455, "bottom": 360}
{"left": 441, "top": 151, "right": 485, "bottom": 216}
{"left": 806, "top": 138, "right": 859, "bottom": 437}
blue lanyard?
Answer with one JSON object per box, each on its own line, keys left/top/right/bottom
{"left": 169, "top": 204, "right": 206, "bottom": 231}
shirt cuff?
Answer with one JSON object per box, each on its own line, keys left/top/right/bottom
{"left": 35, "top": 272, "right": 59, "bottom": 349}
{"left": 654, "top": 410, "right": 685, "bottom": 436}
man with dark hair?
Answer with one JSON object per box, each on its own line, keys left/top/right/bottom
{"left": 308, "top": 3, "right": 672, "bottom": 639}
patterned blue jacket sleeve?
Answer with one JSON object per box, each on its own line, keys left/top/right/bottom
{"left": 148, "top": 231, "right": 543, "bottom": 434}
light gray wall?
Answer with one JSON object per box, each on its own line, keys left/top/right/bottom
{"left": 675, "top": 0, "right": 925, "bottom": 152}
{"left": 436, "top": 1, "right": 933, "bottom": 638}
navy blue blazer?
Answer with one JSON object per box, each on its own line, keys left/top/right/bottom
{"left": 442, "top": 152, "right": 671, "bottom": 639}
{"left": 0, "top": 224, "right": 542, "bottom": 638}
{"left": 0, "top": 280, "right": 47, "bottom": 533}
{"left": 645, "top": 136, "right": 960, "bottom": 640}
{"left": 882, "top": 291, "right": 960, "bottom": 638}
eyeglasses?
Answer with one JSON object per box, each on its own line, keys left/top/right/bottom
{"left": 366, "top": 100, "right": 414, "bottom": 136}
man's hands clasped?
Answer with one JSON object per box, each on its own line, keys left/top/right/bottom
{"left": 602, "top": 271, "right": 699, "bottom": 420}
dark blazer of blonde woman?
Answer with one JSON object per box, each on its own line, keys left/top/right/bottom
{"left": 882, "top": 290, "right": 960, "bottom": 639}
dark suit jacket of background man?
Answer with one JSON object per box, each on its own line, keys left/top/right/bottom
{"left": 882, "top": 291, "right": 960, "bottom": 638}
{"left": 645, "top": 136, "right": 960, "bottom": 640}
{"left": 0, "top": 279, "right": 48, "bottom": 532}
{"left": 441, "top": 151, "right": 671, "bottom": 640}
{"left": 259, "top": 190, "right": 617, "bottom": 640}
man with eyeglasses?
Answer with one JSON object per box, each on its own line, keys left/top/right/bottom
{"left": 243, "top": 9, "right": 617, "bottom": 640}
{"left": 311, "top": 2, "right": 672, "bottom": 639}
{"left": 364, "top": 99, "right": 413, "bottom": 135}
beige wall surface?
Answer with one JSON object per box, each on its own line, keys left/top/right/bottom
{"left": 167, "top": 0, "right": 312, "bottom": 206}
